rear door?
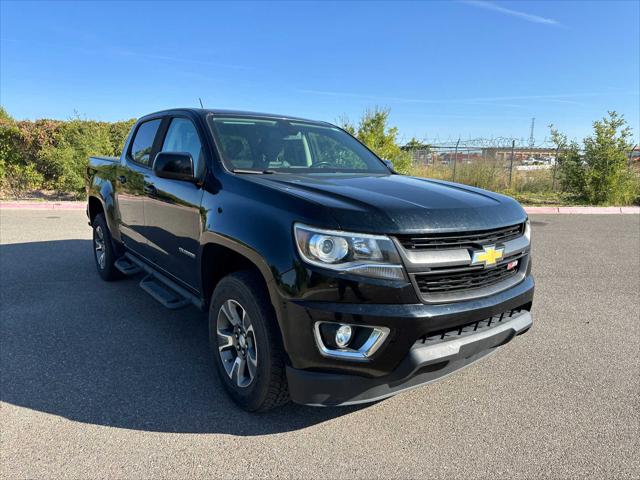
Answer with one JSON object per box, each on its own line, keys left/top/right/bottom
{"left": 116, "top": 118, "right": 162, "bottom": 257}
{"left": 143, "top": 115, "right": 206, "bottom": 289}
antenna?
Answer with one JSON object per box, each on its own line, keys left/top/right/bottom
{"left": 198, "top": 97, "right": 204, "bottom": 109}
{"left": 529, "top": 117, "right": 535, "bottom": 147}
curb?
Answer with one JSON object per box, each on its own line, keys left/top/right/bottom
{"left": 524, "top": 206, "right": 639, "bottom": 214}
{"left": 1, "top": 202, "right": 639, "bottom": 214}
{"left": 0, "top": 202, "right": 85, "bottom": 210}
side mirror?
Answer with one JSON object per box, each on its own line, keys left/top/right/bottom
{"left": 153, "top": 152, "right": 194, "bottom": 182}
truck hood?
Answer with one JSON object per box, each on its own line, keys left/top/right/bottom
{"left": 243, "top": 173, "right": 527, "bottom": 234}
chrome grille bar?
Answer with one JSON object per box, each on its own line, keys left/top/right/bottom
{"left": 396, "top": 223, "right": 524, "bottom": 250}
{"left": 393, "top": 222, "right": 530, "bottom": 303}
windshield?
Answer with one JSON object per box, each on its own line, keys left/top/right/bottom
{"left": 208, "top": 115, "right": 388, "bottom": 173}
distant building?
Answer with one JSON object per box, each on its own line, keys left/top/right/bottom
{"left": 405, "top": 145, "right": 558, "bottom": 166}
{"left": 481, "top": 147, "right": 557, "bottom": 163}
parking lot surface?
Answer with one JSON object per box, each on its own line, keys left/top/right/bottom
{"left": 1, "top": 210, "right": 639, "bottom": 479}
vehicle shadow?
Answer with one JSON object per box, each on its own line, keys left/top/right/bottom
{"left": 0, "top": 240, "right": 365, "bottom": 435}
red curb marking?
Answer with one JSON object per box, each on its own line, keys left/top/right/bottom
{"left": 558, "top": 207, "right": 622, "bottom": 214}
{"left": 523, "top": 207, "right": 559, "bottom": 214}
{"left": 620, "top": 207, "right": 640, "bottom": 214}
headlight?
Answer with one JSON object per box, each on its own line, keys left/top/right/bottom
{"left": 524, "top": 219, "right": 531, "bottom": 241}
{"left": 294, "top": 223, "right": 405, "bottom": 280}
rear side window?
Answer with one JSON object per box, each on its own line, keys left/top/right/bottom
{"left": 161, "top": 118, "right": 203, "bottom": 173}
{"left": 129, "top": 119, "right": 161, "bottom": 167}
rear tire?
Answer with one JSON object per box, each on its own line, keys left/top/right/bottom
{"left": 209, "top": 270, "right": 289, "bottom": 412}
{"left": 92, "top": 213, "right": 122, "bottom": 281}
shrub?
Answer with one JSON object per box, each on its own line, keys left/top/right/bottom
{"left": 550, "top": 112, "right": 636, "bottom": 205}
{"left": 557, "top": 144, "right": 585, "bottom": 195}
{"left": 1, "top": 163, "right": 44, "bottom": 197}
{"left": 0, "top": 117, "right": 23, "bottom": 175}
{"left": 582, "top": 112, "right": 634, "bottom": 204}
{"left": 109, "top": 120, "right": 136, "bottom": 156}
{"left": 609, "top": 169, "right": 640, "bottom": 205}
{"left": 0, "top": 106, "right": 136, "bottom": 198}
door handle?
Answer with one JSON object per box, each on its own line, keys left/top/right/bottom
{"left": 117, "top": 175, "right": 127, "bottom": 184}
{"left": 143, "top": 184, "right": 157, "bottom": 195}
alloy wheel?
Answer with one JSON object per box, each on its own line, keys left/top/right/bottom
{"left": 94, "top": 225, "right": 106, "bottom": 269}
{"left": 216, "top": 299, "right": 258, "bottom": 388}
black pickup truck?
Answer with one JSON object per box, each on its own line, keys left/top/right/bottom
{"left": 86, "top": 108, "right": 534, "bottom": 411}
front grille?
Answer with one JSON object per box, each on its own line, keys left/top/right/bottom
{"left": 396, "top": 223, "right": 524, "bottom": 250}
{"left": 414, "top": 253, "right": 524, "bottom": 294}
{"left": 414, "top": 307, "right": 527, "bottom": 348}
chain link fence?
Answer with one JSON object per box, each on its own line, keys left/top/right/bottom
{"left": 405, "top": 141, "right": 564, "bottom": 193}
{"left": 405, "top": 138, "right": 639, "bottom": 196}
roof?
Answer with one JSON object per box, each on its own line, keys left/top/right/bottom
{"left": 143, "top": 108, "right": 331, "bottom": 126}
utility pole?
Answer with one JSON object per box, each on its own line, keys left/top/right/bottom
{"left": 452, "top": 138, "right": 460, "bottom": 181}
{"left": 529, "top": 118, "right": 535, "bottom": 147}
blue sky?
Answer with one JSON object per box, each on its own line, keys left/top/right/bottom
{"left": 1, "top": 1, "right": 638, "bottom": 144}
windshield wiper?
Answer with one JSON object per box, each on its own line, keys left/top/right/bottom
{"left": 232, "top": 168, "right": 277, "bottom": 174}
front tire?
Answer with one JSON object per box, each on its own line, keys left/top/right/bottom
{"left": 209, "top": 270, "right": 289, "bottom": 411}
{"left": 92, "top": 213, "right": 122, "bottom": 281}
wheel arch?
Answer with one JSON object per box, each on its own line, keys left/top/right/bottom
{"left": 87, "top": 172, "right": 120, "bottom": 241}
{"left": 199, "top": 234, "right": 286, "bottom": 335}
{"left": 88, "top": 195, "right": 104, "bottom": 223}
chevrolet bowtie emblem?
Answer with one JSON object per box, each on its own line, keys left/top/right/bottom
{"left": 471, "top": 245, "right": 504, "bottom": 267}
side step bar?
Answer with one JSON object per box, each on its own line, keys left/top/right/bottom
{"left": 114, "top": 257, "right": 142, "bottom": 276}
{"left": 139, "top": 274, "right": 191, "bottom": 309}
{"left": 120, "top": 253, "right": 204, "bottom": 310}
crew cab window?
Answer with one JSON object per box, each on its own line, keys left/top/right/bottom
{"left": 161, "top": 118, "right": 203, "bottom": 174}
{"left": 129, "top": 119, "right": 161, "bottom": 167}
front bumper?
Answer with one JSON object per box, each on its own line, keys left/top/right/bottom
{"left": 287, "top": 310, "right": 531, "bottom": 406}
{"left": 279, "top": 275, "right": 534, "bottom": 406}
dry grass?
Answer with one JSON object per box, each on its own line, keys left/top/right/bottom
{"left": 408, "top": 161, "right": 572, "bottom": 205}
{"left": 409, "top": 161, "right": 556, "bottom": 192}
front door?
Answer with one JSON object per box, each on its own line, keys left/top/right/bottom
{"left": 143, "top": 116, "right": 205, "bottom": 289}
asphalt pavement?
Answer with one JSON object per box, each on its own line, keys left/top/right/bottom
{"left": 1, "top": 210, "right": 638, "bottom": 479}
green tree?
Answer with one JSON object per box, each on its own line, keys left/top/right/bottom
{"left": 403, "top": 137, "right": 430, "bottom": 151}
{"left": 339, "top": 107, "right": 412, "bottom": 173}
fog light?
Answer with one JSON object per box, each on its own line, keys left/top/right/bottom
{"left": 314, "top": 322, "right": 390, "bottom": 360}
{"left": 335, "top": 324, "right": 353, "bottom": 348}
